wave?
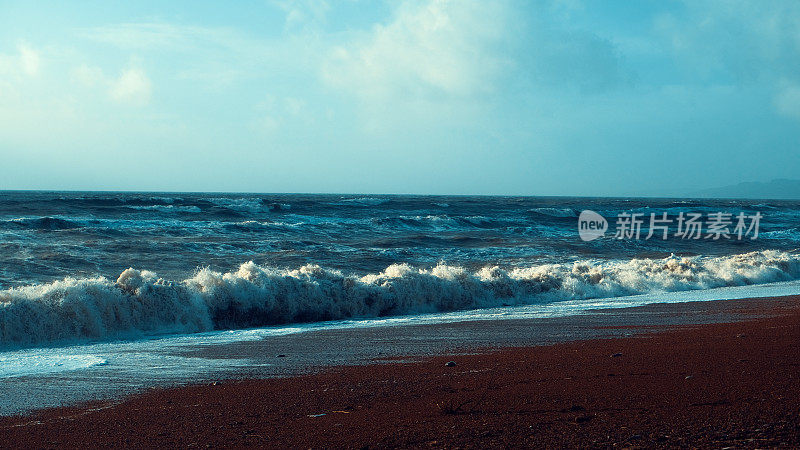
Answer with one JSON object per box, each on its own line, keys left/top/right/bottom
{"left": 761, "top": 228, "right": 800, "bottom": 242}
{"left": 207, "top": 197, "right": 266, "bottom": 213}
{"left": 1, "top": 250, "right": 799, "bottom": 348}
{"left": 1, "top": 216, "right": 222, "bottom": 235}
{"left": 331, "top": 197, "right": 389, "bottom": 206}
{"left": 128, "top": 205, "right": 202, "bottom": 213}
{"left": 752, "top": 203, "right": 779, "bottom": 210}
{"left": 221, "top": 220, "right": 307, "bottom": 233}
{"left": 53, "top": 195, "right": 181, "bottom": 208}
{"left": 528, "top": 207, "right": 577, "bottom": 218}
{"left": 218, "top": 214, "right": 509, "bottom": 233}
{"left": 370, "top": 215, "right": 510, "bottom": 231}
{"left": 207, "top": 198, "right": 289, "bottom": 214}
{"left": 4, "top": 217, "right": 82, "bottom": 230}
{"left": 47, "top": 195, "right": 291, "bottom": 215}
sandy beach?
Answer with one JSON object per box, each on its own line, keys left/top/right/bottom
{"left": 1, "top": 295, "right": 799, "bottom": 448}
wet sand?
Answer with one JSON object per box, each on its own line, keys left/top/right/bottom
{"left": 2, "top": 296, "right": 800, "bottom": 447}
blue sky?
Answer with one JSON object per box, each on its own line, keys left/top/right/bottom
{"left": 0, "top": 0, "right": 798, "bottom": 196}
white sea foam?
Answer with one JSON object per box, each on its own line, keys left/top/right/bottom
{"left": 761, "top": 229, "right": 800, "bottom": 242}
{"left": 529, "top": 207, "right": 577, "bottom": 218}
{"left": 1, "top": 250, "right": 799, "bottom": 348}
{"left": 0, "top": 351, "right": 107, "bottom": 378}
{"left": 209, "top": 197, "right": 266, "bottom": 213}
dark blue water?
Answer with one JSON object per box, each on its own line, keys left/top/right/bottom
{"left": 0, "top": 192, "right": 798, "bottom": 289}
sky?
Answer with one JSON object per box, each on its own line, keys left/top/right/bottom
{"left": 0, "top": 0, "right": 798, "bottom": 196}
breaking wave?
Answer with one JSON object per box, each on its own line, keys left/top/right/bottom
{"left": 331, "top": 197, "right": 389, "bottom": 206}
{"left": 1, "top": 250, "right": 799, "bottom": 348}
{"left": 529, "top": 207, "right": 577, "bottom": 218}
{"left": 127, "top": 205, "right": 202, "bottom": 213}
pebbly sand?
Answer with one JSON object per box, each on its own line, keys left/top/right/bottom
{"left": 1, "top": 295, "right": 799, "bottom": 447}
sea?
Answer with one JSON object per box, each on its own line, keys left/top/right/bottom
{"left": 1, "top": 192, "right": 800, "bottom": 413}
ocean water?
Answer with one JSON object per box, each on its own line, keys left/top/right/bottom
{"left": 2, "top": 192, "right": 800, "bottom": 350}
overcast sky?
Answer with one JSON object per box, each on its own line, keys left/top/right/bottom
{"left": 1, "top": 0, "right": 798, "bottom": 195}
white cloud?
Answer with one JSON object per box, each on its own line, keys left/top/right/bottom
{"left": 79, "top": 21, "right": 317, "bottom": 90}
{"left": 254, "top": 115, "right": 280, "bottom": 133}
{"left": 81, "top": 23, "right": 217, "bottom": 51}
{"left": 109, "top": 66, "right": 152, "bottom": 107}
{"left": 275, "top": 0, "right": 330, "bottom": 30}
{"left": 0, "top": 43, "right": 41, "bottom": 79}
{"left": 79, "top": 22, "right": 277, "bottom": 59}
{"left": 68, "top": 61, "right": 153, "bottom": 107}
{"left": 18, "top": 43, "right": 40, "bottom": 76}
{"left": 322, "top": 0, "right": 509, "bottom": 101}
{"left": 775, "top": 83, "right": 800, "bottom": 120}
{"left": 284, "top": 97, "right": 305, "bottom": 115}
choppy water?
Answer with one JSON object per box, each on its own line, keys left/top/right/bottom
{"left": 1, "top": 192, "right": 800, "bottom": 349}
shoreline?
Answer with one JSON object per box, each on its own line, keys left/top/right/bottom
{"left": 2, "top": 295, "right": 800, "bottom": 447}
{"left": 4, "top": 291, "right": 798, "bottom": 417}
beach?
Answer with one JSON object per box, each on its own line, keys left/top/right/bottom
{"left": 5, "top": 0, "right": 800, "bottom": 446}
{"left": 2, "top": 295, "right": 799, "bottom": 448}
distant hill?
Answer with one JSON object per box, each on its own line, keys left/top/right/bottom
{"left": 688, "top": 179, "right": 800, "bottom": 200}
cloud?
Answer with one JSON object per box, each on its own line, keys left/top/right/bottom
{"left": 320, "top": 0, "right": 636, "bottom": 111}
{"left": 71, "top": 62, "right": 153, "bottom": 106}
{"left": 284, "top": 97, "right": 306, "bottom": 115}
{"left": 322, "top": 0, "right": 509, "bottom": 101}
{"left": 69, "top": 62, "right": 153, "bottom": 107}
{"left": 2, "top": 0, "right": 800, "bottom": 193}
{"left": 79, "top": 21, "right": 320, "bottom": 91}
{"left": 81, "top": 23, "right": 222, "bottom": 51}
{"left": 250, "top": 94, "right": 310, "bottom": 133}
{"left": 79, "top": 22, "right": 281, "bottom": 59}
{"left": 656, "top": 0, "right": 800, "bottom": 83}
{"left": 18, "top": 43, "right": 40, "bottom": 76}
{"left": 0, "top": 43, "right": 41, "bottom": 79}
{"left": 519, "top": 28, "right": 630, "bottom": 93}
{"left": 109, "top": 66, "right": 152, "bottom": 106}
{"left": 652, "top": 1, "right": 800, "bottom": 120}
{"left": 274, "top": 0, "right": 331, "bottom": 30}
{"left": 775, "top": 82, "right": 800, "bottom": 120}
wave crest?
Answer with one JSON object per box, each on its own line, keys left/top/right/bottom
{"left": 1, "top": 250, "right": 799, "bottom": 348}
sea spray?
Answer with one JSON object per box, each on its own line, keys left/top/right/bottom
{"left": 1, "top": 250, "right": 799, "bottom": 348}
